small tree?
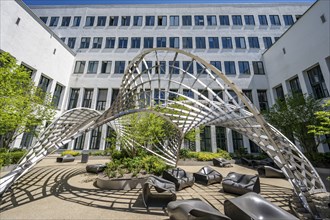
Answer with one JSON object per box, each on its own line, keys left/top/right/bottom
{"left": 264, "top": 93, "right": 322, "bottom": 159}
{"left": 308, "top": 100, "right": 330, "bottom": 143}
{"left": 0, "top": 52, "right": 55, "bottom": 148}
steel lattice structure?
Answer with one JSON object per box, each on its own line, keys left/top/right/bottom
{"left": 0, "top": 48, "right": 326, "bottom": 214}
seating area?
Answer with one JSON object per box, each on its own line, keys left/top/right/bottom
{"left": 222, "top": 172, "right": 260, "bottom": 195}
{"left": 86, "top": 164, "right": 107, "bottom": 173}
{"left": 212, "top": 158, "right": 232, "bottom": 167}
{"left": 193, "top": 166, "right": 223, "bottom": 186}
{"left": 162, "top": 167, "right": 195, "bottom": 191}
{"left": 241, "top": 157, "right": 274, "bottom": 168}
{"left": 56, "top": 154, "right": 75, "bottom": 163}
{"left": 257, "top": 165, "right": 285, "bottom": 178}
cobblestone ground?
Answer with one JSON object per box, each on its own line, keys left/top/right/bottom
{"left": 0, "top": 156, "right": 295, "bottom": 220}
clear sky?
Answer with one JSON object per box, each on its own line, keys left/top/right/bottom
{"left": 23, "top": 0, "right": 315, "bottom": 5}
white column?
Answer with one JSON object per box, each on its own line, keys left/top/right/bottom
{"left": 210, "top": 125, "right": 217, "bottom": 153}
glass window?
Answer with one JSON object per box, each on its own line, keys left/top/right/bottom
{"left": 274, "top": 37, "right": 280, "bottom": 42}
{"left": 248, "top": 37, "right": 260, "bottom": 48}
{"left": 145, "top": 16, "right": 155, "bottom": 26}
{"left": 182, "top": 37, "right": 193, "bottom": 48}
{"left": 222, "top": 37, "right": 233, "bottom": 49}
{"left": 85, "top": 16, "right": 95, "bottom": 26}
{"left": 68, "top": 88, "right": 79, "bottom": 110}
{"left": 235, "top": 37, "right": 246, "bottom": 49}
{"left": 169, "top": 61, "right": 180, "bottom": 74}
{"left": 183, "top": 89, "right": 194, "bottom": 99}
{"left": 283, "top": 15, "right": 294, "bottom": 26}
{"left": 200, "top": 126, "right": 212, "bottom": 152}
{"left": 182, "top": 15, "right": 192, "bottom": 26}
{"left": 232, "top": 15, "right": 242, "bottom": 25}
{"left": 52, "top": 84, "right": 63, "bottom": 108}
{"left": 170, "top": 37, "right": 179, "bottom": 48}
{"left": 155, "top": 61, "right": 166, "bottom": 74}
{"left": 154, "top": 89, "right": 166, "bottom": 104}
{"left": 111, "top": 88, "right": 119, "bottom": 104}
{"left": 74, "top": 134, "right": 85, "bottom": 150}
{"left": 257, "top": 90, "right": 268, "bottom": 111}
{"left": 96, "top": 89, "right": 108, "bottom": 110}
{"left": 196, "top": 62, "right": 206, "bottom": 74}
{"left": 250, "top": 140, "right": 261, "bottom": 153}
{"left": 263, "top": 37, "right": 272, "bottom": 49}
{"left": 243, "top": 90, "right": 253, "bottom": 103}
{"left": 210, "top": 61, "right": 221, "bottom": 74}
{"left": 82, "top": 88, "right": 94, "bottom": 108}
{"left": 194, "top": 15, "right": 204, "bottom": 26}
{"left": 133, "top": 16, "right": 143, "bottom": 26}
{"left": 207, "top": 15, "right": 217, "bottom": 26}
{"left": 114, "top": 61, "right": 125, "bottom": 74}
{"left": 144, "top": 37, "right": 154, "bottom": 48}
{"left": 270, "top": 15, "right": 281, "bottom": 26}
{"left": 87, "top": 61, "right": 98, "bottom": 73}
{"left": 238, "top": 61, "right": 250, "bottom": 74}
{"left": 258, "top": 15, "right": 268, "bottom": 25}
{"left": 275, "top": 85, "right": 285, "bottom": 100}
{"left": 216, "top": 126, "right": 226, "bottom": 150}
{"left": 213, "top": 89, "right": 223, "bottom": 100}
{"left": 40, "top": 17, "right": 48, "bottom": 24}
{"left": 307, "top": 65, "right": 329, "bottom": 99}
{"left": 232, "top": 130, "right": 244, "bottom": 152}
{"left": 121, "top": 16, "right": 130, "bottom": 26}
{"left": 182, "top": 61, "right": 193, "bottom": 74}
{"left": 289, "top": 77, "right": 302, "bottom": 94}
{"left": 195, "top": 37, "right": 206, "bottom": 49}
{"left": 105, "top": 37, "right": 115, "bottom": 48}
{"left": 224, "top": 61, "right": 236, "bottom": 75}
{"left": 208, "top": 37, "right": 219, "bottom": 49}
{"left": 101, "top": 61, "right": 112, "bottom": 74}
{"left": 244, "top": 15, "right": 255, "bottom": 25}
{"left": 169, "top": 16, "right": 179, "bottom": 26}
{"left": 109, "top": 16, "right": 118, "bottom": 26}
{"left": 97, "top": 16, "right": 106, "bottom": 26}
{"left": 61, "top": 16, "right": 71, "bottom": 26}
{"left": 92, "top": 37, "right": 103, "bottom": 48}
{"left": 157, "top": 37, "right": 166, "bottom": 47}
{"left": 219, "top": 15, "right": 230, "bottom": 25}
{"left": 131, "top": 37, "right": 141, "bottom": 48}
{"left": 90, "top": 127, "right": 102, "bottom": 150}
{"left": 74, "top": 61, "right": 85, "bottom": 73}
{"left": 67, "top": 37, "right": 76, "bottom": 49}
{"left": 158, "top": 16, "right": 167, "bottom": 26}
{"left": 80, "top": 37, "right": 90, "bottom": 49}
{"left": 118, "top": 37, "right": 128, "bottom": 48}
{"left": 72, "top": 16, "right": 81, "bottom": 26}
{"left": 142, "top": 61, "right": 153, "bottom": 74}
{"left": 38, "top": 75, "right": 50, "bottom": 93}
{"left": 60, "top": 37, "right": 65, "bottom": 42}
{"left": 252, "top": 61, "right": 265, "bottom": 75}
{"left": 49, "top": 17, "right": 59, "bottom": 27}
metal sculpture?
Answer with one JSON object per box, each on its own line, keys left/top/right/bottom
{"left": 0, "top": 48, "right": 326, "bottom": 216}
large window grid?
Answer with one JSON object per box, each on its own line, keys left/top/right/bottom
{"left": 38, "top": 75, "right": 50, "bottom": 93}
{"left": 52, "top": 84, "right": 63, "bottom": 108}
{"left": 67, "top": 88, "right": 80, "bottom": 110}
{"left": 74, "top": 134, "right": 85, "bottom": 150}
{"left": 80, "top": 37, "right": 90, "bottom": 49}
{"left": 74, "top": 61, "right": 85, "bottom": 73}
{"left": 101, "top": 61, "right": 112, "bottom": 74}
{"left": 232, "top": 15, "right": 243, "bottom": 25}
{"left": 289, "top": 77, "right": 302, "bottom": 94}
{"left": 169, "top": 16, "right": 179, "bottom": 26}
{"left": 216, "top": 126, "right": 227, "bottom": 150}
{"left": 258, "top": 15, "right": 268, "bottom": 25}
{"left": 194, "top": 15, "right": 204, "bottom": 26}
{"left": 97, "top": 16, "right": 106, "bottom": 26}
{"left": 61, "top": 16, "right": 71, "bottom": 26}
{"left": 96, "top": 89, "right": 108, "bottom": 110}
{"left": 157, "top": 37, "right": 166, "bottom": 47}
{"left": 235, "top": 37, "right": 246, "bottom": 49}
{"left": 270, "top": 15, "right": 281, "bottom": 26}
{"left": 85, "top": 16, "right": 95, "bottom": 27}
{"left": 307, "top": 65, "right": 329, "bottom": 99}
{"left": 208, "top": 37, "right": 219, "bottom": 49}
{"left": 200, "top": 126, "right": 212, "bottom": 152}
{"left": 195, "top": 37, "right": 206, "bottom": 49}
{"left": 263, "top": 37, "right": 272, "bottom": 49}
{"left": 87, "top": 61, "right": 98, "bottom": 73}
{"left": 248, "top": 37, "right": 260, "bottom": 49}
{"left": 145, "top": 16, "right": 155, "bottom": 26}
{"left": 133, "top": 16, "right": 143, "bottom": 26}
{"left": 92, "top": 37, "right": 102, "bottom": 48}
{"left": 222, "top": 37, "right": 233, "bottom": 49}
{"left": 144, "top": 37, "right": 154, "bottom": 48}
{"left": 170, "top": 37, "right": 179, "bottom": 48}
{"left": 238, "top": 61, "right": 250, "bottom": 74}
{"left": 232, "top": 130, "right": 244, "bottom": 152}
{"left": 182, "top": 37, "right": 193, "bottom": 48}
{"left": 118, "top": 37, "right": 128, "bottom": 48}
{"left": 182, "top": 16, "right": 192, "bottom": 26}
{"left": 252, "top": 61, "right": 265, "bottom": 75}
{"left": 219, "top": 15, "right": 230, "bottom": 25}
{"left": 68, "top": 37, "right": 76, "bottom": 49}
{"left": 275, "top": 85, "right": 285, "bottom": 100}
{"left": 90, "top": 127, "right": 102, "bottom": 150}
{"left": 244, "top": 15, "right": 255, "bottom": 25}
{"left": 114, "top": 61, "right": 125, "bottom": 74}
{"left": 224, "top": 61, "right": 236, "bottom": 75}
{"left": 131, "top": 37, "right": 141, "bottom": 48}
{"left": 207, "top": 15, "right": 217, "bottom": 26}
{"left": 257, "top": 90, "right": 268, "bottom": 111}
{"left": 105, "top": 37, "right": 115, "bottom": 48}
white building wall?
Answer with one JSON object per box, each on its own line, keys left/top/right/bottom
{"left": 0, "top": 0, "right": 75, "bottom": 148}
{"left": 263, "top": 0, "right": 330, "bottom": 152}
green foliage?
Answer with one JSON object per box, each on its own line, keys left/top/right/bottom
{"left": 308, "top": 100, "right": 330, "bottom": 137}
{"left": 264, "top": 93, "right": 322, "bottom": 158}
{"left": 179, "top": 149, "right": 231, "bottom": 161}
{"left": 179, "top": 148, "right": 190, "bottom": 159}
{"left": 306, "top": 152, "right": 330, "bottom": 168}
{"left": 0, "top": 149, "right": 27, "bottom": 168}
{"left": 0, "top": 52, "right": 55, "bottom": 148}
{"left": 142, "top": 155, "right": 169, "bottom": 176}
{"left": 61, "top": 150, "right": 80, "bottom": 157}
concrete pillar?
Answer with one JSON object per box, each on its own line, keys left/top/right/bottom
{"left": 210, "top": 125, "right": 217, "bottom": 153}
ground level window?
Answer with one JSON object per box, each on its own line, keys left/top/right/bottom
{"left": 90, "top": 127, "right": 102, "bottom": 150}
{"left": 232, "top": 130, "right": 244, "bottom": 152}
{"left": 200, "top": 126, "right": 212, "bottom": 152}
{"left": 216, "top": 126, "right": 226, "bottom": 150}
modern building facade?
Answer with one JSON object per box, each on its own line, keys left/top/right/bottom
{"left": 1, "top": 0, "right": 329, "bottom": 153}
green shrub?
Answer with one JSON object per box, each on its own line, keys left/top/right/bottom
{"left": 0, "top": 150, "right": 26, "bottom": 167}
{"left": 61, "top": 150, "right": 80, "bottom": 157}
{"left": 179, "top": 148, "right": 191, "bottom": 159}
{"left": 142, "top": 155, "right": 170, "bottom": 176}
{"left": 185, "top": 150, "right": 231, "bottom": 161}
{"left": 89, "top": 151, "right": 105, "bottom": 156}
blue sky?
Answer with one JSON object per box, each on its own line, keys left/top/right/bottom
{"left": 23, "top": 0, "right": 315, "bottom": 5}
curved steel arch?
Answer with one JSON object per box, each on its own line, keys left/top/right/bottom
{"left": 0, "top": 49, "right": 325, "bottom": 215}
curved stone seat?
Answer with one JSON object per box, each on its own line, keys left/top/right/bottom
{"left": 56, "top": 154, "right": 75, "bottom": 163}
{"left": 142, "top": 175, "right": 176, "bottom": 208}
{"left": 86, "top": 164, "right": 107, "bottom": 173}
{"left": 162, "top": 167, "right": 195, "bottom": 191}
{"left": 167, "top": 199, "right": 231, "bottom": 220}
{"left": 193, "top": 166, "right": 223, "bottom": 186}
{"left": 224, "top": 192, "right": 298, "bottom": 220}
{"left": 257, "top": 165, "right": 285, "bottom": 178}
{"left": 222, "top": 172, "right": 260, "bottom": 195}
{"left": 212, "top": 158, "right": 231, "bottom": 167}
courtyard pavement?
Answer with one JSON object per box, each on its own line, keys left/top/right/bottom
{"left": 0, "top": 155, "right": 294, "bottom": 219}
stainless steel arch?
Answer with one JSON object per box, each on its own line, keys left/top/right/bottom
{"left": 0, "top": 49, "right": 325, "bottom": 216}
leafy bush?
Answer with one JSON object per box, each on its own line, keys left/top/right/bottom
{"left": 184, "top": 150, "right": 231, "bottom": 161}
{"left": 0, "top": 149, "right": 27, "bottom": 168}
{"left": 61, "top": 150, "right": 80, "bottom": 157}
{"left": 142, "top": 155, "right": 169, "bottom": 176}
{"left": 179, "top": 148, "right": 191, "bottom": 159}
{"left": 308, "top": 152, "right": 330, "bottom": 168}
